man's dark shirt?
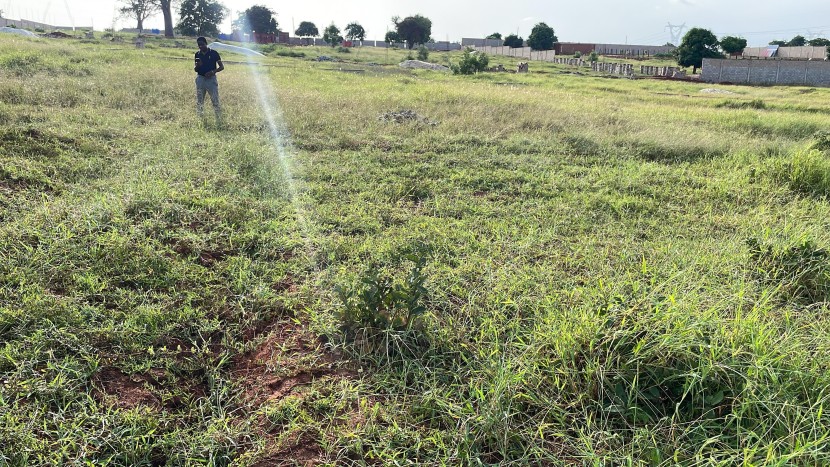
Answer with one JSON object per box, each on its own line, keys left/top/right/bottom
{"left": 195, "top": 49, "right": 222, "bottom": 76}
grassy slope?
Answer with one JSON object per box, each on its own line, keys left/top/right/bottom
{"left": 1, "top": 34, "right": 830, "bottom": 465}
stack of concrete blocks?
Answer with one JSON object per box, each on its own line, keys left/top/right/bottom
{"left": 638, "top": 65, "right": 684, "bottom": 77}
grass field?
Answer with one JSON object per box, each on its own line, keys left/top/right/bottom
{"left": 1, "top": 33, "right": 830, "bottom": 465}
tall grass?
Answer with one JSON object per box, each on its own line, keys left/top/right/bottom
{"left": 1, "top": 34, "right": 829, "bottom": 465}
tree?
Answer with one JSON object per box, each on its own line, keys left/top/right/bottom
{"left": 503, "top": 34, "right": 523, "bottom": 48}
{"left": 295, "top": 21, "right": 318, "bottom": 45}
{"left": 393, "top": 14, "right": 432, "bottom": 49}
{"left": 344, "top": 22, "right": 366, "bottom": 41}
{"left": 486, "top": 32, "right": 502, "bottom": 40}
{"left": 159, "top": 0, "right": 175, "bottom": 37}
{"left": 322, "top": 23, "right": 342, "bottom": 47}
{"left": 676, "top": 27, "right": 723, "bottom": 74}
{"left": 769, "top": 40, "right": 786, "bottom": 46}
{"left": 385, "top": 30, "right": 401, "bottom": 44}
{"left": 527, "top": 22, "right": 557, "bottom": 51}
{"left": 808, "top": 38, "right": 830, "bottom": 46}
{"left": 177, "top": 0, "right": 226, "bottom": 37}
{"left": 233, "top": 5, "right": 277, "bottom": 34}
{"left": 119, "top": 0, "right": 160, "bottom": 32}
{"left": 788, "top": 35, "right": 806, "bottom": 47}
{"left": 720, "top": 35, "right": 747, "bottom": 56}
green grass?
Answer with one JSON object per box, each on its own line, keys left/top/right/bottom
{"left": 1, "top": 34, "right": 830, "bottom": 465}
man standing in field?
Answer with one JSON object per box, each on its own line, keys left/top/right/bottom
{"left": 194, "top": 37, "right": 224, "bottom": 125}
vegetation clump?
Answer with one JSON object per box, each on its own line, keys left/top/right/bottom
{"left": 451, "top": 48, "right": 489, "bottom": 75}
{"left": 748, "top": 237, "right": 830, "bottom": 304}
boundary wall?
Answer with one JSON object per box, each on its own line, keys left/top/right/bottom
{"left": 743, "top": 46, "right": 827, "bottom": 60}
{"left": 472, "top": 45, "right": 555, "bottom": 62}
{"left": 702, "top": 58, "right": 830, "bottom": 87}
{"left": 0, "top": 17, "right": 88, "bottom": 30}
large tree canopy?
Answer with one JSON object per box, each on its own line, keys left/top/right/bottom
{"left": 295, "top": 21, "right": 318, "bottom": 45}
{"left": 393, "top": 14, "right": 431, "bottom": 49}
{"left": 233, "top": 5, "right": 278, "bottom": 34}
{"left": 177, "top": 0, "right": 226, "bottom": 37}
{"left": 676, "top": 27, "right": 723, "bottom": 74}
{"left": 344, "top": 22, "right": 366, "bottom": 41}
{"left": 720, "top": 36, "right": 747, "bottom": 55}
{"left": 486, "top": 32, "right": 502, "bottom": 40}
{"left": 527, "top": 22, "right": 557, "bottom": 51}
{"left": 503, "top": 34, "right": 523, "bottom": 48}
{"left": 788, "top": 35, "right": 807, "bottom": 47}
{"left": 322, "top": 24, "right": 342, "bottom": 47}
{"left": 384, "top": 30, "right": 401, "bottom": 44}
{"left": 119, "top": 0, "right": 160, "bottom": 32}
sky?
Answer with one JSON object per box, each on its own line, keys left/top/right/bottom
{"left": 5, "top": 0, "right": 830, "bottom": 46}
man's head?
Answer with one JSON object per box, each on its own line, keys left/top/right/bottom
{"left": 197, "top": 37, "right": 208, "bottom": 52}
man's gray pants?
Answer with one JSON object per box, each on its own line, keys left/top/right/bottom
{"left": 196, "top": 75, "right": 221, "bottom": 120}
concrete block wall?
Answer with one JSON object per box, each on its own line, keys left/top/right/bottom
{"left": 595, "top": 44, "right": 675, "bottom": 56}
{"left": 702, "top": 58, "right": 830, "bottom": 87}
{"left": 743, "top": 46, "right": 828, "bottom": 60}
{"left": 472, "top": 45, "right": 555, "bottom": 62}
{"left": 0, "top": 17, "right": 89, "bottom": 31}
{"left": 462, "top": 38, "right": 504, "bottom": 47}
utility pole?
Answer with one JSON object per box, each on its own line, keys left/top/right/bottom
{"left": 666, "top": 22, "right": 686, "bottom": 46}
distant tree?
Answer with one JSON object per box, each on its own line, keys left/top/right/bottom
{"left": 177, "top": 0, "right": 227, "bottom": 37}
{"left": 486, "top": 32, "right": 502, "bottom": 40}
{"left": 393, "top": 14, "right": 432, "bottom": 49}
{"left": 788, "top": 35, "right": 807, "bottom": 47}
{"left": 384, "top": 30, "right": 401, "bottom": 44}
{"left": 676, "top": 27, "right": 723, "bottom": 74}
{"left": 503, "top": 34, "right": 523, "bottom": 48}
{"left": 664, "top": 42, "right": 676, "bottom": 47}
{"left": 323, "top": 23, "right": 342, "bottom": 47}
{"left": 344, "top": 22, "right": 366, "bottom": 41}
{"left": 527, "top": 22, "right": 557, "bottom": 50}
{"left": 769, "top": 40, "right": 786, "bottom": 46}
{"left": 808, "top": 37, "right": 830, "bottom": 46}
{"left": 159, "top": 0, "right": 175, "bottom": 37}
{"left": 233, "top": 5, "right": 278, "bottom": 34}
{"left": 295, "top": 21, "right": 318, "bottom": 44}
{"left": 119, "top": 0, "right": 160, "bottom": 32}
{"left": 720, "top": 35, "right": 747, "bottom": 55}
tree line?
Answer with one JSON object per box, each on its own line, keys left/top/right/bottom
{"left": 119, "top": 1, "right": 439, "bottom": 49}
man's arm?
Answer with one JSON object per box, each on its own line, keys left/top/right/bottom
{"left": 215, "top": 60, "right": 225, "bottom": 75}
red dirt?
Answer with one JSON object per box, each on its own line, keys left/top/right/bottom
{"left": 94, "top": 367, "right": 160, "bottom": 410}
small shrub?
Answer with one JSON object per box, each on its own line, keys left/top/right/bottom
{"left": 34, "top": 28, "right": 45, "bottom": 33}
{"left": 417, "top": 45, "right": 429, "bottom": 61}
{"left": 573, "top": 51, "right": 582, "bottom": 58}
{"left": 336, "top": 256, "right": 428, "bottom": 335}
{"left": 589, "top": 51, "right": 598, "bottom": 62}
{"left": 337, "top": 46, "right": 351, "bottom": 54}
{"left": 451, "top": 48, "right": 489, "bottom": 75}
{"left": 748, "top": 237, "right": 830, "bottom": 304}
{"left": 405, "top": 52, "right": 414, "bottom": 60}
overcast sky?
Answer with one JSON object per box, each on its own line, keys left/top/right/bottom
{"left": 5, "top": 0, "right": 830, "bottom": 46}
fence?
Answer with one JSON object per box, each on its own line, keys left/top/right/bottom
{"left": 0, "top": 17, "right": 88, "bottom": 31}
{"left": 743, "top": 46, "right": 827, "bottom": 60}
{"left": 471, "top": 46, "right": 556, "bottom": 62}
{"left": 594, "top": 43, "right": 675, "bottom": 56}
{"left": 702, "top": 58, "right": 830, "bottom": 87}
